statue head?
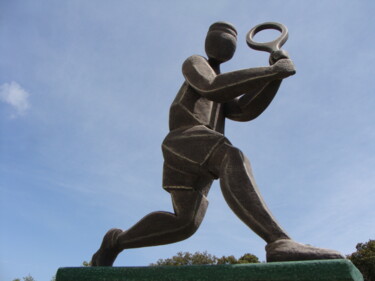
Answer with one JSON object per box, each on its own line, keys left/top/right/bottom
{"left": 205, "top": 22, "right": 237, "bottom": 64}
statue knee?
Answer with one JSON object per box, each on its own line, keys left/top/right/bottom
{"left": 175, "top": 198, "right": 208, "bottom": 239}
{"left": 209, "top": 143, "right": 245, "bottom": 177}
{"left": 226, "top": 145, "right": 244, "bottom": 159}
{"left": 174, "top": 216, "right": 200, "bottom": 240}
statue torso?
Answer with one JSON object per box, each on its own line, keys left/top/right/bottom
{"left": 169, "top": 82, "right": 225, "bottom": 134}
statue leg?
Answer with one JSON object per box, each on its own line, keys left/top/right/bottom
{"left": 91, "top": 182, "right": 210, "bottom": 266}
{"left": 208, "top": 142, "right": 290, "bottom": 243}
{"left": 117, "top": 188, "right": 209, "bottom": 249}
{"left": 208, "top": 142, "right": 344, "bottom": 261}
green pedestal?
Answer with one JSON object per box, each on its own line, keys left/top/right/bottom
{"left": 56, "top": 259, "right": 363, "bottom": 281}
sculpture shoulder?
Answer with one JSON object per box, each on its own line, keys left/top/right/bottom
{"left": 182, "top": 55, "right": 215, "bottom": 87}
{"left": 183, "top": 55, "right": 209, "bottom": 69}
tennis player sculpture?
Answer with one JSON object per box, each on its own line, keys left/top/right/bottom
{"left": 91, "top": 21, "right": 344, "bottom": 266}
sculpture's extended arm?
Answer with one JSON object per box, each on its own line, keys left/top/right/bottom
{"left": 182, "top": 55, "right": 295, "bottom": 103}
{"left": 224, "top": 50, "right": 295, "bottom": 121}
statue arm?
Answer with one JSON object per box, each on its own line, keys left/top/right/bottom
{"left": 182, "top": 55, "right": 294, "bottom": 103}
{"left": 224, "top": 79, "right": 283, "bottom": 122}
{"left": 224, "top": 50, "right": 295, "bottom": 121}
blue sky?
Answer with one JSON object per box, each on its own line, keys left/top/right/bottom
{"left": 1, "top": 1, "right": 374, "bottom": 280}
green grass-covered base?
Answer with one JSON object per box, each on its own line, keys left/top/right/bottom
{"left": 56, "top": 259, "right": 363, "bottom": 281}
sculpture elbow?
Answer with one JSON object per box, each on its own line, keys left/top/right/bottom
{"left": 225, "top": 105, "right": 265, "bottom": 122}
{"left": 226, "top": 112, "right": 259, "bottom": 122}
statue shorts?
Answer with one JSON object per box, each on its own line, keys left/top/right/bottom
{"left": 162, "top": 125, "right": 230, "bottom": 192}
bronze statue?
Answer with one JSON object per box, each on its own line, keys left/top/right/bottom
{"left": 91, "top": 21, "right": 344, "bottom": 266}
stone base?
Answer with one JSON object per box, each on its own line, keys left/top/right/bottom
{"left": 56, "top": 259, "right": 363, "bottom": 281}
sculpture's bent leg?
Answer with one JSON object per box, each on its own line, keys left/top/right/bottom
{"left": 209, "top": 142, "right": 344, "bottom": 262}
{"left": 91, "top": 188, "right": 209, "bottom": 266}
{"left": 91, "top": 228, "right": 123, "bottom": 266}
{"left": 118, "top": 189, "right": 209, "bottom": 249}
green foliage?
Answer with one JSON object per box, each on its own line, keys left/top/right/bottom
{"left": 150, "top": 251, "right": 217, "bottom": 266}
{"left": 82, "top": 260, "right": 91, "bottom": 267}
{"left": 217, "top": 255, "right": 238, "bottom": 264}
{"left": 22, "top": 275, "right": 36, "bottom": 281}
{"left": 238, "top": 253, "right": 260, "bottom": 264}
{"left": 150, "top": 251, "right": 260, "bottom": 266}
{"left": 347, "top": 239, "right": 375, "bottom": 281}
{"left": 13, "top": 272, "right": 57, "bottom": 281}
{"left": 12, "top": 275, "right": 36, "bottom": 281}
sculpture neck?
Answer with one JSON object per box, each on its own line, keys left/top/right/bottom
{"left": 208, "top": 58, "right": 221, "bottom": 74}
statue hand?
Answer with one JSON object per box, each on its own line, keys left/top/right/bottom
{"left": 272, "top": 58, "right": 296, "bottom": 78}
{"left": 269, "top": 49, "right": 290, "bottom": 65}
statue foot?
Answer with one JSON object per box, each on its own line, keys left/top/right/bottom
{"left": 266, "top": 239, "right": 345, "bottom": 262}
{"left": 91, "top": 228, "right": 123, "bottom": 266}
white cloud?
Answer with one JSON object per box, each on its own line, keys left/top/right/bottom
{"left": 0, "top": 81, "right": 30, "bottom": 117}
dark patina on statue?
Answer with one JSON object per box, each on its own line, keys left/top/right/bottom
{"left": 91, "top": 21, "right": 344, "bottom": 266}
